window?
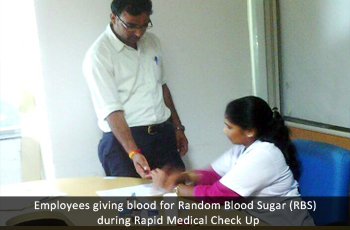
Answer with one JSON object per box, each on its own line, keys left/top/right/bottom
{"left": 251, "top": 0, "right": 349, "bottom": 137}
{"left": 277, "top": 0, "right": 350, "bottom": 133}
{"left": 0, "top": 0, "right": 55, "bottom": 185}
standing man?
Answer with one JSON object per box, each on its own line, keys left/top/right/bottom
{"left": 83, "top": 0, "right": 188, "bottom": 178}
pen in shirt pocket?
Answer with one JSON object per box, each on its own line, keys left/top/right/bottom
{"left": 154, "top": 56, "right": 158, "bottom": 65}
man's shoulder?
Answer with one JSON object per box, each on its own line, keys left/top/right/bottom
{"left": 142, "top": 32, "right": 161, "bottom": 47}
{"left": 91, "top": 31, "right": 112, "bottom": 50}
{"left": 86, "top": 32, "right": 113, "bottom": 59}
{"left": 143, "top": 31, "right": 159, "bottom": 40}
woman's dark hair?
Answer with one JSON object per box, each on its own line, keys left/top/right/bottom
{"left": 111, "top": 0, "right": 153, "bottom": 16}
{"left": 225, "top": 96, "right": 300, "bottom": 179}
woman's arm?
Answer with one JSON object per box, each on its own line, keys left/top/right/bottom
{"left": 170, "top": 167, "right": 222, "bottom": 186}
{"left": 192, "top": 168, "right": 222, "bottom": 185}
{"left": 175, "top": 180, "right": 241, "bottom": 204}
{"left": 152, "top": 167, "right": 221, "bottom": 189}
{"left": 151, "top": 168, "right": 241, "bottom": 202}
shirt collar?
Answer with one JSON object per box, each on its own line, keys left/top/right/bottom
{"left": 241, "top": 139, "right": 262, "bottom": 155}
{"left": 106, "top": 24, "right": 146, "bottom": 53}
{"left": 106, "top": 24, "right": 125, "bottom": 53}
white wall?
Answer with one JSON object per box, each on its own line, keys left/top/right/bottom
{"left": 33, "top": 0, "right": 252, "bottom": 178}
{"left": 151, "top": 0, "right": 252, "bottom": 169}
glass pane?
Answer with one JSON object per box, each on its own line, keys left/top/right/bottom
{"left": 279, "top": 0, "right": 350, "bottom": 129}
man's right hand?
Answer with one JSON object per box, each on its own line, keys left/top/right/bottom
{"left": 131, "top": 153, "right": 151, "bottom": 179}
{"left": 106, "top": 111, "right": 151, "bottom": 178}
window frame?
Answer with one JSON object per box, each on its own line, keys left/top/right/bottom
{"left": 249, "top": 0, "right": 350, "bottom": 138}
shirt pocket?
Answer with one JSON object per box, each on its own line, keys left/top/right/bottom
{"left": 152, "top": 55, "right": 162, "bottom": 83}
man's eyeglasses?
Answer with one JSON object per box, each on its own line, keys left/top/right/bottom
{"left": 115, "top": 14, "right": 153, "bottom": 32}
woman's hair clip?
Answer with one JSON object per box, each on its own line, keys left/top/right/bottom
{"left": 272, "top": 107, "right": 279, "bottom": 112}
{"left": 272, "top": 107, "right": 279, "bottom": 118}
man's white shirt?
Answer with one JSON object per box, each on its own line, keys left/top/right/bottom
{"left": 83, "top": 24, "right": 171, "bottom": 132}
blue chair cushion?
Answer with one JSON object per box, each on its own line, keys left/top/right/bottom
{"left": 293, "top": 139, "right": 350, "bottom": 225}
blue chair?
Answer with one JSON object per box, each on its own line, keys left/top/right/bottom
{"left": 293, "top": 139, "right": 350, "bottom": 226}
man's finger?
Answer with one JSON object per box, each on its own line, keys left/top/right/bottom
{"left": 135, "top": 164, "right": 147, "bottom": 178}
{"left": 181, "top": 142, "right": 188, "bottom": 156}
{"left": 143, "top": 165, "right": 150, "bottom": 172}
{"left": 179, "top": 145, "right": 186, "bottom": 156}
{"left": 138, "top": 163, "right": 149, "bottom": 174}
{"left": 176, "top": 139, "right": 181, "bottom": 152}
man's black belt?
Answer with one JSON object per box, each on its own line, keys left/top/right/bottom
{"left": 133, "top": 121, "right": 170, "bottom": 135}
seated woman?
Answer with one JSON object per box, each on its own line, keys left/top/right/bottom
{"left": 151, "top": 96, "right": 315, "bottom": 226}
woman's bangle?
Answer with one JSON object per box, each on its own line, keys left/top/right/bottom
{"left": 128, "top": 149, "right": 141, "bottom": 159}
{"left": 173, "top": 184, "right": 183, "bottom": 196}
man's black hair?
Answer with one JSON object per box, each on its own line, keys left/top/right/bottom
{"left": 111, "top": 0, "right": 153, "bottom": 16}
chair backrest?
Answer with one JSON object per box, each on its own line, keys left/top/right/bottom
{"left": 293, "top": 139, "right": 350, "bottom": 225}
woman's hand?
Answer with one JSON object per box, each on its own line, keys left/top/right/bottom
{"left": 151, "top": 169, "right": 180, "bottom": 192}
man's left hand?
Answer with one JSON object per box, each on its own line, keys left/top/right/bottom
{"left": 175, "top": 131, "right": 188, "bottom": 156}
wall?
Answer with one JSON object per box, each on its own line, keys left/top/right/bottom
{"left": 33, "top": 0, "right": 252, "bottom": 178}
{"left": 0, "top": 139, "right": 21, "bottom": 185}
{"left": 151, "top": 0, "right": 252, "bottom": 169}
{"left": 289, "top": 126, "right": 350, "bottom": 150}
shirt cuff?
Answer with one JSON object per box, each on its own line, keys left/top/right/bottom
{"left": 98, "top": 104, "right": 124, "bottom": 121}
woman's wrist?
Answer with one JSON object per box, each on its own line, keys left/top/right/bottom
{"left": 173, "top": 184, "right": 194, "bottom": 196}
{"left": 173, "top": 183, "right": 182, "bottom": 195}
{"left": 178, "top": 171, "right": 198, "bottom": 185}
